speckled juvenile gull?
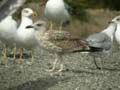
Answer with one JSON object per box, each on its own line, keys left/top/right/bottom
{"left": 33, "top": 21, "right": 89, "bottom": 75}
{"left": 112, "top": 16, "right": 120, "bottom": 49}
{"left": 44, "top": 0, "right": 71, "bottom": 30}
{"left": 0, "top": 0, "right": 26, "bottom": 21}
{"left": 86, "top": 21, "right": 117, "bottom": 69}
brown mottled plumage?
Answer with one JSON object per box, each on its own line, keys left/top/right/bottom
{"left": 35, "top": 30, "right": 89, "bottom": 53}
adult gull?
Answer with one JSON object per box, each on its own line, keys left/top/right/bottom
{"left": 44, "top": 0, "right": 71, "bottom": 30}
{"left": 0, "top": 15, "right": 17, "bottom": 60}
{"left": 16, "top": 8, "right": 37, "bottom": 63}
{"left": 86, "top": 21, "right": 117, "bottom": 69}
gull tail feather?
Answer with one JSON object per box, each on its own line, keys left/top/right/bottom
{"left": 72, "top": 46, "right": 103, "bottom": 53}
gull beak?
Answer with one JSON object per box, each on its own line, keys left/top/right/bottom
{"left": 108, "top": 21, "right": 114, "bottom": 24}
{"left": 25, "top": 25, "right": 34, "bottom": 29}
{"left": 32, "top": 11, "right": 38, "bottom": 17}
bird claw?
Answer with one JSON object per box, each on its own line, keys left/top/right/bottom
{"left": 50, "top": 71, "right": 63, "bottom": 76}
{"left": 26, "top": 61, "right": 33, "bottom": 65}
{"left": 15, "top": 59, "right": 24, "bottom": 64}
{"left": 0, "top": 60, "right": 8, "bottom": 65}
{"left": 45, "top": 68, "right": 55, "bottom": 72}
{"left": 49, "top": 68, "right": 64, "bottom": 76}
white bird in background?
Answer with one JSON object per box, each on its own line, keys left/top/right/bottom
{"left": 0, "top": 0, "right": 26, "bottom": 61}
{"left": 16, "top": 8, "right": 37, "bottom": 61}
{"left": 44, "top": 0, "right": 71, "bottom": 30}
{"left": 86, "top": 21, "right": 117, "bottom": 69}
{"left": 0, "top": 15, "right": 17, "bottom": 59}
{"left": 112, "top": 16, "right": 120, "bottom": 48}
{"left": 0, "top": 0, "right": 26, "bottom": 21}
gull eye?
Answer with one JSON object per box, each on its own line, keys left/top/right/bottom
{"left": 37, "top": 23, "right": 42, "bottom": 26}
{"left": 24, "top": 10, "right": 29, "bottom": 13}
{"left": 117, "top": 18, "right": 120, "bottom": 21}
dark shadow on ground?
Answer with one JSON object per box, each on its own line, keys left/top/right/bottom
{"left": 67, "top": 69, "right": 103, "bottom": 75}
{"left": 89, "top": 67, "right": 120, "bottom": 72}
{"left": 7, "top": 76, "right": 71, "bottom": 90}
{"left": 100, "top": 67, "right": 120, "bottom": 72}
{"left": 7, "top": 53, "right": 31, "bottom": 59}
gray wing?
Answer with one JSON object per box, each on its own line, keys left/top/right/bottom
{"left": 86, "top": 32, "right": 112, "bottom": 50}
{"left": 0, "top": 0, "right": 26, "bottom": 21}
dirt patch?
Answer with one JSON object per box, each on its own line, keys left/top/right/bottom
{"left": 0, "top": 45, "right": 120, "bottom": 90}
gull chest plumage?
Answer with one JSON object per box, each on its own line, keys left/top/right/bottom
{"left": 112, "top": 16, "right": 120, "bottom": 47}
{"left": 115, "top": 24, "right": 120, "bottom": 45}
{"left": 0, "top": 15, "right": 17, "bottom": 46}
{"left": 18, "top": 27, "right": 37, "bottom": 48}
{"left": 102, "top": 22, "right": 117, "bottom": 42}
{"left": 17, "top": 17, "right": 33, "bottom": 44}
{"left": 17, "top": 17, "right": 33, "bottom": 31}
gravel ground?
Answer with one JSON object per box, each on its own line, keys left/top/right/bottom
{"left": 0, "top": 44, "right": 120, "bottom": 90}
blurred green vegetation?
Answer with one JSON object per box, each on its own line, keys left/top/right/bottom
{"left": 65, "top": 0, "right": 120, "bottom": 21}
{"left": 65, "top": 0, "right": 120, "bottom": 10}
{"left": 25, "top": 0, "right": 120, "bottom": 22}
{"left": 26, "top": 0, "right": 120, "bottom": 10}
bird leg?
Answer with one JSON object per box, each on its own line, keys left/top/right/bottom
{"left": 59, "top": 64, "right": 64, "bottom": 73}
{"left": 59, "top": 22, "right": 63, "bottom": 31}
{"left": 20, "top": 48, "right": 23, "bottom": 58}
{"left": 100, "top": 56, "right": 103, "bottom": 70}
{"left": 93, "top": 56, "right": 101, "bottom": 70}
{"left": 50, "top": 21, "right": 53, "bottom": 30}
{"left": 53, "top": 55, "right": 64, "bottom": 75}
{"left": 13, "top": 44, "right": 17, "bottom": 59}
{"left": 17, "top": 48, "right": 24, "bottom": 64}
{"left": 29, "top": 49, "right": 34, "bottom": 65}
{"left": 46, "top": 54, "right": 58, "bottom": 72}
{"left": 2, "top": 44, "right": 7, "bottom": 59}
{"left": 2, "top": 44, "right": 7, "bottom": 64}
{"left": 49, "top": 54, "right": 64, "bottom": 76}
{"left": 53, "top": 63, "right": 64, "bottom": 76}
